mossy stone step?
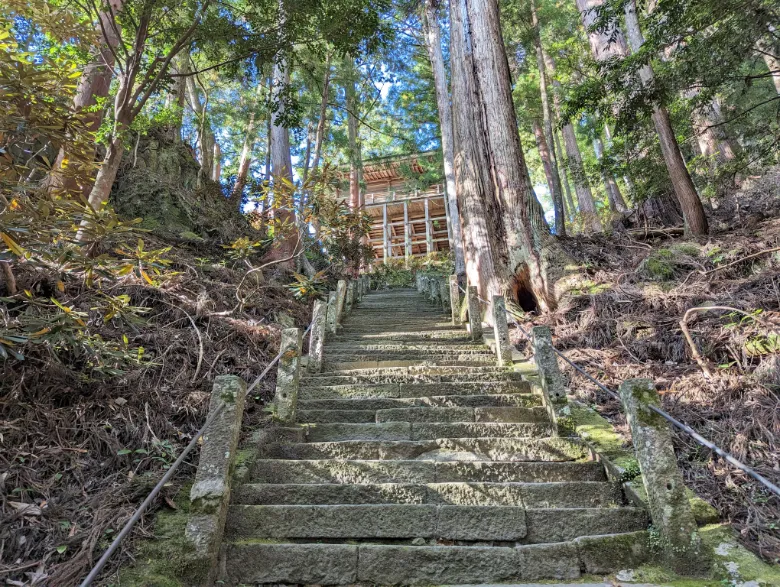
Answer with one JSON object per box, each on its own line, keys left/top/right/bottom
{"left": 298, "top": 381, "right": 533, "bottom": 400}
{"left": 324, "top": 359, "right": 498, "bottom": 371}
{"left": 303, "top": 371, "right": 525, "bottom": 386}
{"left": 301, "top": 421, "right": 554, "bottom": 442}
{"left": 221, "top": 532, "right": 651, "bottom": 585}
{"left": 232, "top": 480, "right": 622, "bottom": 508}
{"left": 324, "top": 343, "right": 490, "bottom": 352}
{"left": 297, "top": 406, "right": 548, "bottom": 424}
{"left": 297, "top": 393, "right": 542, "bottom": 411}
{"left": 224, "top": 504, "right": 647, "bottom": 542}
{"left": 260, "top": 437, "right": 588, "bottom": 462}
{"left": 251, "top": 459, "right": 607, "bottom": 484}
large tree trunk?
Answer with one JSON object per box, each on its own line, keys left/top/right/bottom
{"left": 47, "top": 0, "right": 125, "bottom": 195}
{"left": 449, "top": 0, "right": 507, "bottom": 308}
{"left": 686, "top": 93, "right": 739, "bottom": 168}
{"left": 185, "top": 66, "right": 216, "bottom": 187}
{"left": 757, "top": 34, "right": 780, "bottom": 95}
{"left": 164, "top": 53, "right": 187, "bottom": 142}
{"left": 465, "top": 0, "right": 556, "bottom": 311}
{"left": 530, "top": 0, "right": 565, "bottom": 236}
{"left": 345, "top": 62, "right": 363, "bottom": 211}
{"left": 554, "top": 129, "right": 577, "bottom": 220}
{"left": 623, "top": 0, "right": 708, "bottom": 235}
{"left": 266, "top": 46, "right": 300, "bottom": 267}
{"left": 232, "top": 110, "right": 258, "bottom": 202}
{"left": 310, "top": 56, "right": 331, "bottom": 177}
{"left": 423, "top": 0, "right": 466, "bottom": 274}
{"left": 212, "top": 142, "right": 221, "bottom": 182}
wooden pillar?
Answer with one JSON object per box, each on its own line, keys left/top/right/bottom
{"left": 382, "top": 203, "right": 389, "bottom": 264}
{"left": 424, "top": 198, "right": 433, "bottom": 254}
{"left": 404, "top": 200, "right": 412, "bottom": 267}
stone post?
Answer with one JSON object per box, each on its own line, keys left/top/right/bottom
{"left": 438, "top": 278, "right": 450, "bottom": 313}
{"left": 467, "top": 286, "right": 483, "bottom": 341}
{"left": 335, "top": 279, "right": 347, "bottom": 324}
{"left": 449, "top": 275, "right": 461, "bottom": 325}
{"left": 345, "top": 280, "right": 355, "bottom": 315}
{"left": 274, "top": 328, "right": 302, "bottom": 422}
{"left": 326, "top": 291, "right": 338, "bottom": 335}
{"left": 619, "top": 379, "right": 706, "bottom": 574}
{"left": 185, "top": 375, "right": 246, "bottom": 584}
{"left": 491, "top": 295, "right": 512, "bottom": 367}
{"left": 429, "top": 277, "right": 440, "bottom": 305}
{"left": 531, "top": 326, "right": 567, "bottom": 403}
{"left": 308, "top": 300, "right": 327, "bottom": 373}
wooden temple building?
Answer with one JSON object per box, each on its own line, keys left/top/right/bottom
{"left": 336, "top": 153, "right": 454, "bottom": 264}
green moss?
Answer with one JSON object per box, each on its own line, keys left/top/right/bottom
{"left": 671, "top": 242, "right": 701, "bottom": 257}
{"left": 701, "top": 524, "right": 780, "bottom": 586}
{"left": 687, "top": 490, "right": 720, "bottom": 525}
{"left": 644, "top": 248, "right": 677, "bottom": 280}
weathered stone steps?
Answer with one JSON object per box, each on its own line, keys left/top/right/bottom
{"left": 233, "top": 481, "right": 622, "bottom": 508}
{"left": 297, "top": 393, "right": 542, "bottom": 410}
{"left": 259, "top": 437, "right": 588, "bottom": 461}
{"left": 221, "top": 532, "right": 650, "bottom": 585}
{"left": 297, "top": 406, "right": 549, "bottom": 424}
{"left": 303, "top": 371, "right": 526, "bottom": 386}
{"left": 301, "top": 421, "right": 555, "bottom": 442}
{"left": 251, "top": 459, "right": 607, "bottom": 484}
{"left": 298, "top": 381, "right": 533, "bottom": 400}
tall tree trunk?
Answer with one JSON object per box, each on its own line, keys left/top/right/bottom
{"left": 47, "top": 0, "right": 125, "bottom": 195}
{"left": 212, "top": 142, "right": 221, "bottom": 182}
{"left": 593, "top": 136, "right": 627, "bottom": 212}
{"left": 345, "top": 62, "right": 363, "bottom": 211}
{"left": 530, "top": 0, "right": 566, "bottom": 236}
{"left": 185, "top": 65, "right": 215, "bottom": 186}
{"left": 686, "top": 92, "right": 739, "bottom": 168}
{"left": 232, "top": 110, "right": 258, "bottom": 202}
{"left": 623, "top": 0, "right": 708, "bottom": 235}
{"left": 532, "top": 120, "right": 561, "bottom": 221}
{"left": 757, "top": 34, "right": 780, "bottom": 95}
{"left": 164, "top": 53, "right": 187, "bottom": 142}
{"left": 544, "top": 51, "right": 602, "bottom": 233}
{"left": 310, "top": 55, "right": 331, "bottom": 177}
{"left": 466, "top": 0, "right": 555, "bottom": 311}
{"left": 449, "top": 0, "right": 507, "bottom": 307}
{"left": 423, "top": 0, "right": 466, "bottom": 274}
{"left": 554, "top": 129, "right": 577, "bottom": 219}
{"left": 266, "top": 37, "right": 300, "bottom": 267}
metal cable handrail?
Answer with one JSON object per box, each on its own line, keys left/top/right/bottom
{"left": 80, "top": 322, "right": 314, "bottom": 587}
{"left": 451, "top": 280, "right": 780, "bottom": 497}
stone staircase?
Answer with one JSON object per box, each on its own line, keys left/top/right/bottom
{"left": 220, "top": 288, "right": 651, "bottom": 585}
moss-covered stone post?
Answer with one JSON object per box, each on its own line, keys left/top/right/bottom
{"left": 449, "top": 275, "right": 461, "bottom": 325}
{"left": 274, "top": 328, "right": 302, "bottom": 422}
{"left": 355, "top": 276, "right": 363, "bottom": 302}
{"left": 335, "top": 279, "right": 347, "bottom": 324}
{"left": 619, "top": 379, "right": 706, "bottom": 574}
{"left": 326, "top": 291, "right": 338, "bottom": 335}
{"left": 308, "top": 300, "right": 327, "bottom": 373}
{"left": 185, "top": 375, "right": 246, "bottom": 584}
{"left": 438, "top": 278, "right": 450, "bottom": 313}
{"left": 467, "top": 285, "right": 483, "bottom": 341}
{"left": 491, "top": 295, "right": 512, "bottom": 366}
{"left": 531, "top": 326, "right": 566, "bottom": 402}
{"left": 415, "top": 273, "right": 422, "bottom": 292}
{"left": 345, "top": 280, "right": 355, "bottom": 315}
{"left": 429, "top": 277, "right": 440, "bottom": 306}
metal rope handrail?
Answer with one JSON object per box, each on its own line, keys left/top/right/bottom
{"left": 79, "top": 321, "right": 314, "bottom": 587}
{"left": 450, "top": 279, "right": 780, "bottom": 497}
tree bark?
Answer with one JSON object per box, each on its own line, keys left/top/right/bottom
{"left": 623, "top": 0, "right": 708, "bottom": 235}
{"left": 164, "top": 52, "right": 187, "bottom": 142}
{"left": 212, "top": 142, "right": 221, "bottom": 182}
{"left": 345, "top": 62, "right": 363, "bottom": 211}
{"left": 530, "top": 0, "right": 565, "bottom": 236}
{"left": 757, "top": 34, "right": 780, "bottom": 95}
{"left": 423, "top": 0, "right": 466, "bottom": 274}
{"left": 449, "top": 0, "right": 506, "bottom": 306}
{"left": 232, "top": 110, "right": 258, "bottom": 202}
{"left": 47, "top": 0, "right": 125, "bottom": 195}
{"left": 310, "top": 54, "right": 332, "bottom": 177}
{"left": 593, "top": 136, "right": 627, "bottom": 212}
{"left": 466, "top": 0, "right": 555, "bottom": 311}
{"left": 185, "top": 65, "right": 216, "bottom": 186}
{"left": 554, "top": 129, "right": 577, "bottom": 219}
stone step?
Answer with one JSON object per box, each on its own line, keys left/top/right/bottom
{"left": 220, "top": 532, "right": 650, "bottom": 584}
{"left": 298, "top": 381, "right": 533, "bottom": 400}
{"left": 335, "top": 332, "right": 472, "bottom": 341}
{"left": 301, "top": 422, "right": 554, "bottom": 442}
{"left": 303, "top": 370, "right": 524, "bottom": 386}
{"left": 298, "top": 393, "right": 542, "bottom": 411}
{"left": 251, "top": 460, "right": 607, "bottom": 484}
{"left": 324, "top": 358, "right": 498, "bottom": 371}
{"left": 224, "top": 504, "right": 647, "bottom": 542}
{"left": 261, "top": 437, "right": 588, "bottom": 462}
{"left": 233, "top": 480, "right": 622, "bottom": 508}
{"left": 297, "top": 406, "right": 549, "bottom": 424}
{"left": 332, "top": 336, "right": 479, "bottom": 346}
{"left": 324, "top": 343, "right": 490, "bottom": 352}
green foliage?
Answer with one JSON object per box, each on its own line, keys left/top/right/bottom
{"left": 287, "top": 270, "right": 329, "bottom": 300}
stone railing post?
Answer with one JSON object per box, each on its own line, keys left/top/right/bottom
{"left": 491, "top": 295, "right": 512, "bottom": 367}
{"left": 619, "top": 379, "right": 706, "bottom": 574}
{"left": 326, "top": 291, "right": 338, "bottom": 335}
{"left": 449, "top": 275, "right": 461, "bottom": 325}
{"left": 531, "top": 326, "right": 567, "bottom": 403}
{"left": 345, "top": 280, "right": 355, "bottom": 315}
{"left": 467, "top": 285, "right": 483, "bottom": 341}
{"left": 308, "top": 300, "right": 327, "bottom": 373}
{"left": 438, "top": 278, "right": 450, "bottom": 313}
{"left": 429, "top": 277, "right": 440, "bottom": 306}
{"left": 416, "top": 274, "right": 422, "bottom": 292}
{"left": 274, "top": 328, "right": 302, "bottom": 422}
{"left": 335, "top": 279, "right": 347, "bottom": 324}
{"left": 185, "top": 375, "right": 246, "bottom": 584}
{"left": 356, "top": 276, "right": 363, "bottom": 302}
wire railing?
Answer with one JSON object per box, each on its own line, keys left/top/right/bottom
{"left": 453, "top": 281, "right": 780, "bottom": 498}
{"left": 79, "top": 322, "right": 314, "bottom": 587}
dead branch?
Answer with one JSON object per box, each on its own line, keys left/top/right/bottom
{"left": 1, "top": 260, "right": 18, "bottom": 295}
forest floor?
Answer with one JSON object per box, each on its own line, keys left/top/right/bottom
{"left": 0, "top": 232, "right": 311, "bottom": 585}
{"left": 513, "top": 170, "right": 780, "bottom": 564}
